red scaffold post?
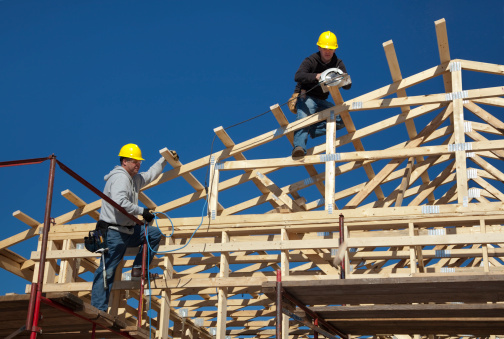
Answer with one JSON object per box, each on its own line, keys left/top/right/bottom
{"left": 27, "top": 155, "right": 57, "bottom": 338}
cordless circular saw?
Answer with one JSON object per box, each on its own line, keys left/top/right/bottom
{"left": 319, "top": 67, "right": 352, "bottom": 92}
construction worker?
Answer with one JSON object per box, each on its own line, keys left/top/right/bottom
{"left": 91, "top": 143, "right": 167, "bottom": 312}
{"left": 291, "top": 31, "right": 352, "bottom": 158}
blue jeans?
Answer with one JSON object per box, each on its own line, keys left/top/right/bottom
{"left": 293, "top": 95, "right": 344, "bottom": 153}
{"left": 91, "top": 225, "right": 161, "bottom": 311}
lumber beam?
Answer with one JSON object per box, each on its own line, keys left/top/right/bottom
{"left": 12, "top": 211, "right": 40, "bottom": 228}
{"left": 61, "top": 190, "right": 100, "bottom": 220}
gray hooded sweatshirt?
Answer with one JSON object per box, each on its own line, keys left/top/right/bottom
{"left": 99, "top": 157, "right": 166, "bottom": 231}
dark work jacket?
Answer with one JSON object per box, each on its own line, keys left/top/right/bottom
{"left": 294, "top": 52, "right": 351, "bottom": 100}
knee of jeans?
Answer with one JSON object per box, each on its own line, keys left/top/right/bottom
{"left": 147, "top": 227, "right": 162, "bottom": 241}
{"left": 105, "top": 268, "right": 116, "bottom": 281}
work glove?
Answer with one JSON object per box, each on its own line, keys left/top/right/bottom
{"left": 142, "top": 208, "right": 155, "bottom": 223}
{"left": 171, "top": 150, "right": 179, "bottom": 161}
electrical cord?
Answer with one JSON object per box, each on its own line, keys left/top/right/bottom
{"left": 143, "top": 200, "right": 209, "bottom": 338}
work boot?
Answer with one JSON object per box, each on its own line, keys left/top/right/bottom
{"left": 132, "top": 267, "right": 142, "bottom": 279}
{"left": 292, "top": 146, "right": 305, "bottom": 158}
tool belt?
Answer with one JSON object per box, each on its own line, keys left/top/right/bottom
{"left": 288, "top": 92, "right": 299, "bottom": 114}
{"left": 84, "top": 220, "right": 110, "bottom": 253}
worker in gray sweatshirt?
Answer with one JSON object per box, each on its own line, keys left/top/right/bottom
{"left": 91, "top": 143, "right": 167, "bottom": 312}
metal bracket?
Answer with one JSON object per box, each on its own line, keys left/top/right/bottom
{"left": 467, "top": 168, "right": 478, "bottom": 179}
{"left": 320, "top": 154, "right": 341, "bottom": 162}
{"left": 468, "top": 188, "right": 481, "bottom": 198}
{"left": 352, "top": 101, "right": 363, "bottom": 110}
{"left": 440, "top": 267, "right": 456, "bottom": 273}
{"left": 428, "top": 228, "right": 446, "bottom": 235}
{"left": 304, "top": 177, "right": 315, "bottom": 186}
{"left": 327, "top": 203, "right": 333, "bottom": 214}
{"left": 445, "top": 90, "right": 468, "bottom": 101}
{"left": 464, "top": 121, "right": 472, "bottom": 133}
{"left": 422, "top": 205, "right": 440, "bottom": 214}
{"left": 436, "top": 250, "right": 451, "bottom": 258}
{"left": 448, "top": 143, "right": 472, "bottom": 152}
{"left": 274, "top": 126, "right": 286, "bottom": 137}
{"left": 449, "top": 61, "right": 461, "bottom": 72}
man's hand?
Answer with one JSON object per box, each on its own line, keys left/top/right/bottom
{"left": 142, "top": 208, "right": 155, "bottom": 223}
{"left": 171, "top": 150, "right": 179, "bottom": 162}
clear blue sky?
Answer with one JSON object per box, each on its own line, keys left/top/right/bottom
{"left": 1, "top": 1, "right": 502, "bottom": 295}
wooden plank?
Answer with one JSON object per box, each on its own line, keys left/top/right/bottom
{"left": 61, "top": 190, "right": 100, "bottom": 220}
{"left": 216, "top": 231, "right": 229, "bottom": 339}
{"left": 12, "top": 211, "right": 40, "bottom": 228}
{"left": 208, "top": 156, "right": 220, "bottom": 220}
{"left": 140, "top": 62, "right": 452, "bottom": 193}
{"left": 216, "top": 139, "right": 504, "bottom": 171}
{"left": 213, "top": 125, "right": 279, "bottom": 209}
{"left": 459, "top": 59, "right": 504, "bottom": 75}
{"left": 255, "top": 172, "right": 302, "bottom": 212}
{"left": 325, "top": 108, "right": 336, "bottom": 212}
{"left": 435, "top": 18, "right": 452, "bottom": 92}
{"left": 395, "top": 157, "right": 414, "bottom": 207}
{"left": 464, "top": 101, "right": 504, "bottom": 134}
{"left": 270, "top": 104, "right": 327, "bottom": 197}
{"left": 383, "top": 39, "right": 435, "bottom": 203}
{"left": 450, "top": 62, "right": 469, "bottom": 203}
{"left": 329, "top": 86, "right": 385, "bottom": 202}
{"left": 408, "top": 160, "right": 456, "bottom": 206}
{"left": 0, "top": 226, "right": 42, "bottom": 250}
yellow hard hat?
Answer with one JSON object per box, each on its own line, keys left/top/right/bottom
{"left": 118, "top": 143, "right": 144, "bottom": 160}
{"left": 317, "top": 31, "right": 338, "bottom": 50}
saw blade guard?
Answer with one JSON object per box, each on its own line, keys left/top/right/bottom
{"left": 320, "top": 67, "right": 344, "bottom": 86}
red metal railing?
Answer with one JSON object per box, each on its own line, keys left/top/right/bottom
{"left": 2, "top": 155, "right": 147, "bottom": 337}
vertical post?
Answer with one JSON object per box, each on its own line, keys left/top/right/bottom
{"left": 314, "top": 318, "right": 319, "bottom": 339}
{"left": 450, "top": 61, "right": 469, "bottom": 204}
{"left": 216, "top": 231, "right": 229, "bottom": 339}
{"left": 280, "top": 229, "right": 290, "bottom": 339}
{"left": 338, "top": 214, "right": 345, "bottom": 280}
{"left": 27, "top": 155, "right": 56, "bottom": 338}
{"left": 480, "top": 219, "right": 489, "bottom": 273}
{"left": 325, "top": 110, "right": 336, "bottom": 213}
{"left": 408, "top": 223, "right": 417, "bottom": 275}
{"left": 209, "top": 156, "right": 219, "bottom": 220}
{"left": 276, "top": 269, "right": 282, "bottom": 339}
{"left": 158, "top": 240, "right": 174, "bottom": 339}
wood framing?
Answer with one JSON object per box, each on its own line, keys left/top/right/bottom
{"left": 1, "top": 18, "right": 503, "bottom": 339}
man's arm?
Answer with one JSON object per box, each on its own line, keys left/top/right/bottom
{"left": 294, "top": 57, "right": 318, "bottom": 84}
{"left": 109, "top": 176, "right": 144, "bottom": 216}
{"left": 138, "top": 157, "right": 167, "bottom": 187}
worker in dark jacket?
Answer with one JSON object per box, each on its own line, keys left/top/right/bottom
{"left": 291, "top": 31, "right": 351, "bottom": 158}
